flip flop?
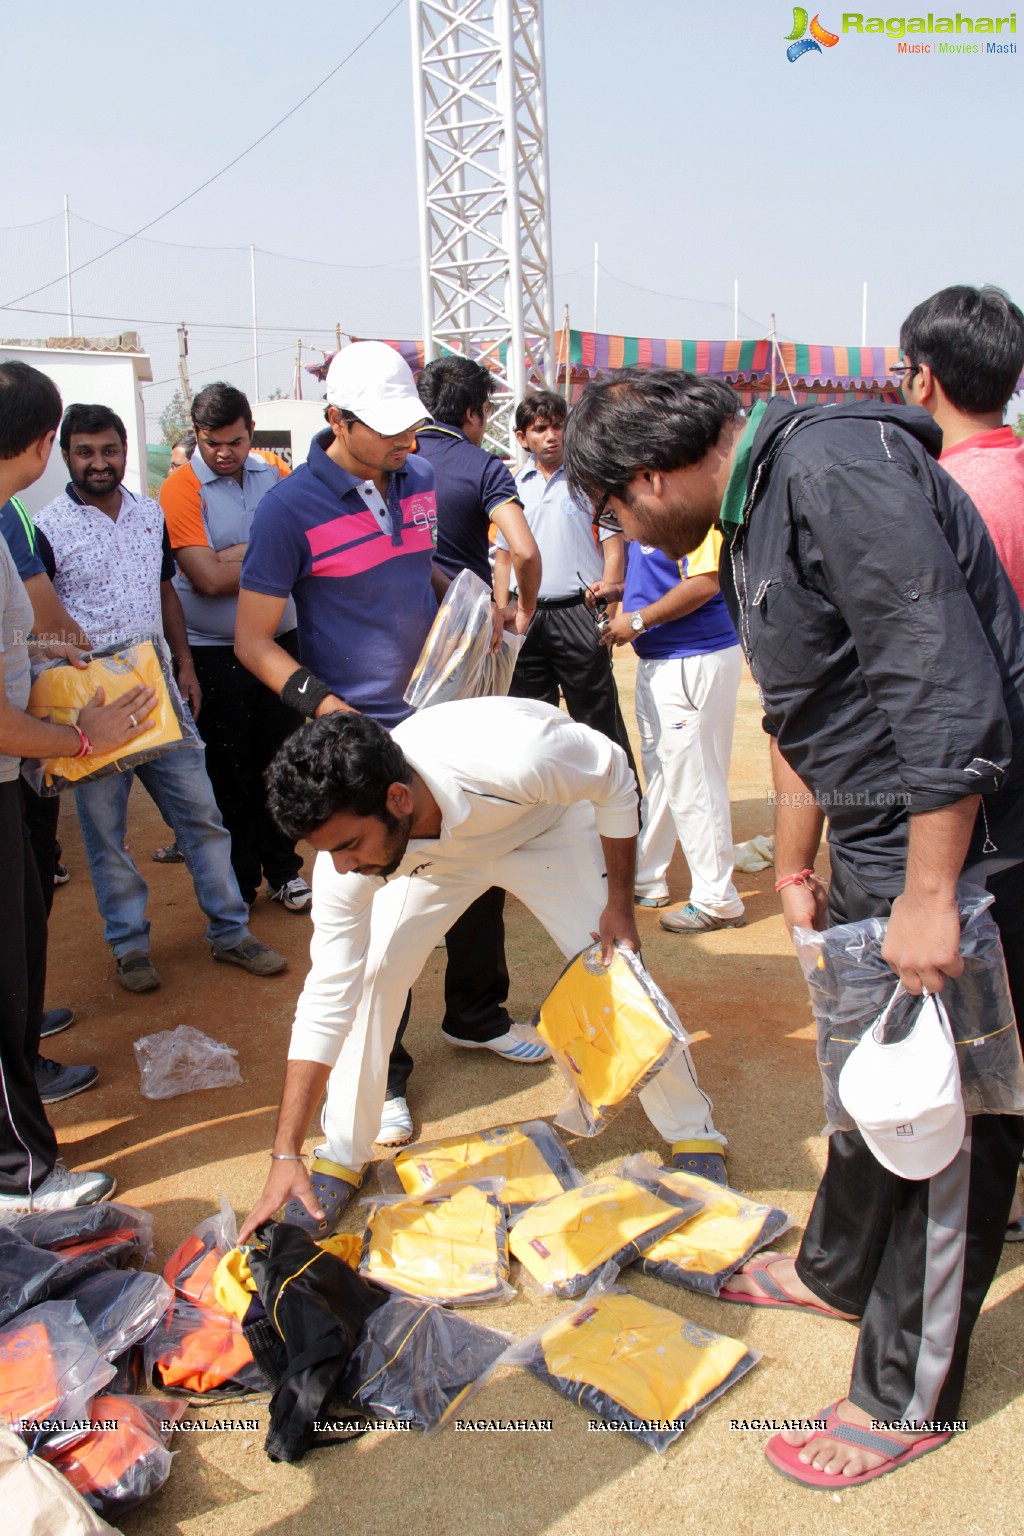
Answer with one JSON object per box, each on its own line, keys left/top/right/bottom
{"left": 765, "top": 1400, "right": 953, "bottom": 1488}
{"left": 718, "top": 1253, "right": 855, "bottom": 1319}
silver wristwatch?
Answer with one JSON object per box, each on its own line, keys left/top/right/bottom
{"left": 630, "top": 611, "right": 646, "bottom": 634}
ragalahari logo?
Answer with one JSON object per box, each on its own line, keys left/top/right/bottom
{"left": 785, "top": 8, "right": 840, "bottom": 59}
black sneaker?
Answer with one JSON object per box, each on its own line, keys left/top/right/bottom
{"left": 53, "top": 861, "right": 70, "bottom": 886}
{"left": 35, "top": 1056, "right": 99, "bottom": 1103}
{"left": 40, "top": 1007, "right": 75, "bottom": 1038}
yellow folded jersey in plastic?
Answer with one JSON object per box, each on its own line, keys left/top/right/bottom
{"left": 635, "top": 1166, "right": 789, "bottom": 1296}
{"left": 509, "top": 1176, "right": 697, "bottom": 1297}
{"left": 394, "top": 1121, "right": 578, "bottom": 1212}
{"left": 211, "top": 1248, "right": 258, "bottom": 1325}
{"left": 534, "top": 945, "right": 683, "bottom": 1134}
{"left": 525, "top": 1290, "right": 758, "bottom": 1450}
{"left": 360, "top": 1185, "right": 511, "bottom": 1305}
{"left": 27, "top": 640, "right": 184, "bottom": 789}
{"left": 317, "top": 1233, "right": 363, "bottom": 1270}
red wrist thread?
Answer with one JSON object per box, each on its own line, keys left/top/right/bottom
{"left": 775, "top": 868, "right": 816, "bottom": 892}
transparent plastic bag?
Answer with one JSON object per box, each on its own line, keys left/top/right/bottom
{"left": 622, "top": 1156, "right": 792, "bottom": 1296}
{"left": 533, "top": 942, "right": 691, "bottom": 1136}
{"left": 62, "top": 1271, "right": 174, "bottom": 1361}
{"left": 161, "top": 1199, "right": 238, "bottom": 1306}
{"left": 404, "top": 567, "right": 525, "bottom": 709}
{"left": 144, "top": 1298, "right": 263, "bottom": 1397}
{"left": 498, "top": 1270, "right": 761, "bottom": 1452}
{"left": 337, "top": 1295, "right": 511, "bottom": 1434}
{"left": 391, "top": 1120, "right": 581, "bottom": 1215}
{"left": 794, "top": 884, "right": 1024, "bottom": 1133}
{"left": 22, "top": 633, "right": 197, "bottom": 796}
{"left": 12, "top": 1201, "right": 154, "bottom": 1289}
{"left": 359, "top": 1185, "right": 514, "bottom": 1306}
{"left": 0, "top": 1301, "right": 116, "bottom": 1437}
{"left": 134, "top": 1024, "right": 242, "bottom": 1100}
{"left": 0, "top": 1226, "right": 64, "bottom": 1325}
{"left": 39, "top": 1394, "right": 188, "bottom": 1518}
{"left": 507, "top": 1175, "right": 699, "bottom": 1298}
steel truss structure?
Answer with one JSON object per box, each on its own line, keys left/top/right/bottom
{"left": 411, "top": 0, "right": 555, "bottom": 455}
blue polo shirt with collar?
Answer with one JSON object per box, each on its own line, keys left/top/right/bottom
{"left": 0, "top": 497, "right": 46, "bottom": 581}
{"left": 241, "top": 428, "right": 439, "bottom": 728}
{"left": 414, "top": 423, "right": 519, "bottom": 586}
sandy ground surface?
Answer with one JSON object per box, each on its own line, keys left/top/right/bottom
{"left": 42, "top": 656, "right": 1023, "bottom": 1536}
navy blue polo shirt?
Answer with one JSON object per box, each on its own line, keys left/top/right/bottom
{"left": 241, "top": 429, "right": 439, "bottom": 728}
{"left": 0, "top": 498, "right": 46, "bottom": 581}
{"left": 414, "top": 424, "right": 519, "bottom": 586}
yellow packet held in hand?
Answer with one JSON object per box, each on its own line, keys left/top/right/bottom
{"left": 394, "top": 1120, "right": 579, "bottom": 1213}
{"left": 534, "top": 943, "right": 689, "bottom": 1136}
{"left": 26, "top": 636, "right": 189, "bottom": 794}
{"left": 506, "top": 1288, "right": 760, "bottom": 1451}
{"left": 508, "top": 1175, "right": 698, "bottom": 1297}
{"left": 622, "top": 1157, "right": 791, "bottom": 1296}
{"left": 360, "top": 1185, "right": 513, "bottom": 1306}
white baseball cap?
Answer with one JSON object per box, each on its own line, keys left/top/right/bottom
{"left": 838, "top": 989, "right": 965, "bottom": 1180}
{"left": 324, "top": 342, "right": 429, "bottom": 436}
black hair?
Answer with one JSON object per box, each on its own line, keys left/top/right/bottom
{"left": 265, "top": 712, "right": 411, "bottom": 842}
{"left": 417, "top": 355, "right": 495, "bottom": 427}
{"left": 563, "top": 369, "right": 741, "bottom": 506}
{"left": 0, "top": 361, "right": 63, "bottom": 460}
{"left": 59, "top": 403, "right": 128, "bottom": 455}
{"left": 899, "top": 285, "right": 1024, "bottom": 415}
{"left": 174, "top": 432, "right": 197, "bottom": 457}
{"left": 191, "top": 381, "right": 254, "bottom": 433}
{"left": 515, "top": 390, "right": 567, "bottom": 434}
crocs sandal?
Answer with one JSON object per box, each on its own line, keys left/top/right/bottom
{"left": 671, "top": 1140, "right": 728, "bottom": 1185}
{"left": 282, "top": 1156, "right": 368, "bottom": 1236}
{"left": 765, "top": 1400, "right": 953, "bottom": 1488}
{"left": 718, "top": 1253, "right": 855, "bottom": 1319}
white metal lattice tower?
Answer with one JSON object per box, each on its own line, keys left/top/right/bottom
{"left": 411, "top": 0, "right": 555, "bottom": 456}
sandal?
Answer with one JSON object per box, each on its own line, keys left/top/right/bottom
{"left": 282, "top": 1156, "right": 367, "bottom": 1237}
{"left": 718, "top": 1252, "right": 856, "bottom": 1318}
{"left": 151, "top": 843, "right": 185, "bottom": 864}
{"left": 671, "top": 1140, "right": 728, "bottom": 1185}
{"left": 765, "top": 1400, "right": 953, "bottom": 1487}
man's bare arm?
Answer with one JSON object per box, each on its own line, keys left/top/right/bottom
{"left": 770, "top": 735, "right": 828, "bottom": 933}
{"left": 160, "top": 580, "right": 201, "bottom": 716}
{"left": 235, "top": 588, "right": 351, "bottom": 716}
{"left": 490, "top": 500, "right": 541, "bottom": 625}
{"left": 596, "top": 834, "right": 641, "bottom": 963}
{"left": 174, "top": 543, "right": 246, "bottom": 598}
{"left": 883, "top": 798, "right": 978, "bottom": 994}
{"left": 238, "top": 1060, "right": 332, "bottom": 1242}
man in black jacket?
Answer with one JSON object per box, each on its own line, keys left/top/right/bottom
{"left": 564, "top": 369, "right": 1024, "bottom": 1488}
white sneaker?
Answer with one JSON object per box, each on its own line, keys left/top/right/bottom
{"left": 440, "top": 1021, "right": 551, "bottom": 1064}
{"left": 268, "top": 877, "right": 313, "bottom": 912}
{"left": 375, "top": 1096, "right": 414, "bottom": 1146}
{"left": 0, "top": 1159, "right": 115, "bottom": 1216}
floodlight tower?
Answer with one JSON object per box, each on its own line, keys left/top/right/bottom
{"left": 410, "top": 0, "right": 555, "bottom": 457}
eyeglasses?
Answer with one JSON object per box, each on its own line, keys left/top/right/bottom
{"left": 591, "top": 492, "right": 623, "bottom": 533}
{"left": 890, "top": 363, "right": 919, "bottom": 383}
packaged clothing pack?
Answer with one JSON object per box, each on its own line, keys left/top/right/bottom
{"left": 161, "top": 1202, "right": 237, "bottom": 1306}
{"left": 360, "top": 1185, "right": 513, "bottom": 1306}
{"left": 338, "top": 1295, "right": 511, "bottom": 1434}
{"left": 794, "top": 885, "right": 1024, "bottom": 1134}
{"left": 508, "top": 1176, "right": 699, "bottom": 1298}
{"left": 39, "top": 1394, "right": 188, "bottom": 1519}
{"left": 503, "top": 1284, "right": 761, "bottom": 1452}
{"left": 622, "top": 1157, "right": 792, "bottom": 1296}
{"left": 62, "top": 1270, "right": 174, "bottom": 1361}
{"left": 0, "top": 1227, "right": 64, "bottom": 1326}
{"left": 533, "top": 943, "right": 690, "bottom": 1136}
{"left": 11, "top": 1201, "right": 154, "bottom": 1288}
{"left": 404, "top": 567, "right": 524, "bottom": 710}
{"left": 243, "top": 1221, "right": 387, "bottom": 1464}
{"left": 23, "top": 635, "right": 191, "bottom": 796}
{"left": 134, "top": 1024, "right": 242, "bottom": 1100}
{"left": 393, "top": 1121, "right": 580, "bottom": 1214}
{"left": 0, "top": 1302, "right": 115, "bottom": 1436}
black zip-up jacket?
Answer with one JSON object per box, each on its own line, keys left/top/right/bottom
{"left": 719, "top": 398, "right": 1024, "bottom": 894}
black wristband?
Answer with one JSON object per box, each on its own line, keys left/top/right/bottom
{"left": 280, "top": 667, "right": 335, "bottom": 718}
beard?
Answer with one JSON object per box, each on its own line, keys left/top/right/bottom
{"left": 622, "top": 488, "right": 718, "bottom": 560}
{"left": 70, "top": 464, "right": 122, "bottom": 496}
{"left": 364, "top": 808, "right": 414, "bottom": 878}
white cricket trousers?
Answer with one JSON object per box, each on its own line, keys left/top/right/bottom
{"left": 634, "top": 646, "right": 744, "bottom": 917}
{"left": 314, "top": 802, "right": 723, "bottom": 1166}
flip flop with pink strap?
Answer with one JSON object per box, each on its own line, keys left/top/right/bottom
{"left": 765, "top": 1400, "right": 953, "bottom": 1488}
{"left": 718, "top": 1253, "right": 855, "bottom": 1319}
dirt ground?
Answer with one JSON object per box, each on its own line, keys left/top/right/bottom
{"left": 44, "top": 655, "right": 1023, "bottom": 1536}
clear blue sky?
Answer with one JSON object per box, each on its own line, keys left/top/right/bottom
{"left": 1, "top": 0, "right": 1020, "bottom": 430}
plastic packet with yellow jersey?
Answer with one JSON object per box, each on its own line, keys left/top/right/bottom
{"left": 22, "top": 633, "right": 195, "bottom": 796}
{"left": 621, "top": 1156, "right": 792, "bottom": 1296}
{"left": 498, "top": 1273, "right": 761, "bottom": 1451}
{"left": 403, "top": 567, "right": 525, "bottom": 709}
{"left": 507, "top": 1174, "right": 699, "bottom": 1298}
{"left": 358, "top": 1184, "right": 514, "bottom": 1306}
{"left": 533, "top": 942, "right": 690, "bottom": 1136}
{"left": 390, "top": 1120, "right": 581, "bottom": 1215}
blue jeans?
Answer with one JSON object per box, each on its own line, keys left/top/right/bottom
{"left": 75, "top": 743, "right": 251, "bottom": 958}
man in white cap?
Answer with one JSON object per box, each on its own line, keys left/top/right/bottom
{"left": 235, "top": 343, "right": 548, "bottom": 1163}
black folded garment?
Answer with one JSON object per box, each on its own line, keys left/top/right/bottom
{"left": 0, "top": 1226, "right": 64, "bottom": 1325}
{"left": 244, "top": 1221, "right": 388, "bottom": 1464}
